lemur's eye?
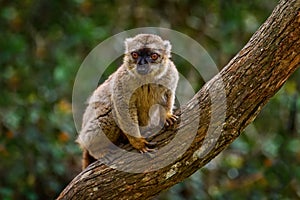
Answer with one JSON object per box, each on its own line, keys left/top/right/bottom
{"left": 150, "top": 53, "right": 159, "bottom": 60}
{"left": 131, "top": 52, "right": 139, "bottom": 59}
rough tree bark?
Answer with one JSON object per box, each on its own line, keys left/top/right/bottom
{"left": 57, "top": 0, "right": 300, "bottom": 199}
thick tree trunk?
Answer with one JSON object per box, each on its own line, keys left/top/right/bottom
{"left": 57, "top": 0, "right": 300, "bottom": 199}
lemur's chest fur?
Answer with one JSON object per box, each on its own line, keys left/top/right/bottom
{"left": 132, "top": 84, "right": 167, "bottom": 126}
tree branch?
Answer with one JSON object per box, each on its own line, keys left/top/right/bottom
{"left": 57, "top": 0, "right": 300, "bottom": 199}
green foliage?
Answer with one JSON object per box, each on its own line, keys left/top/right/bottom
{"left": 1, "top": 0, "right": 299, "bottom": 199}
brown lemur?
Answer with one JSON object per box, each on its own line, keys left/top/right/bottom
{"left": 77, "top": 34, "right": 179, "bottom": 169}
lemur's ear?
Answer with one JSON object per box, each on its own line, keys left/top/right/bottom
{"left": 163, "top": 40, "right": 172, "bottom": 58}
{"left": 124, "top": 37, "right": 134, "bottom": 53}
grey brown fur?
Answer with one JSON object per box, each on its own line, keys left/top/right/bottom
{"left": 77, "top": 34, "right": 179, "bottom": 169}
